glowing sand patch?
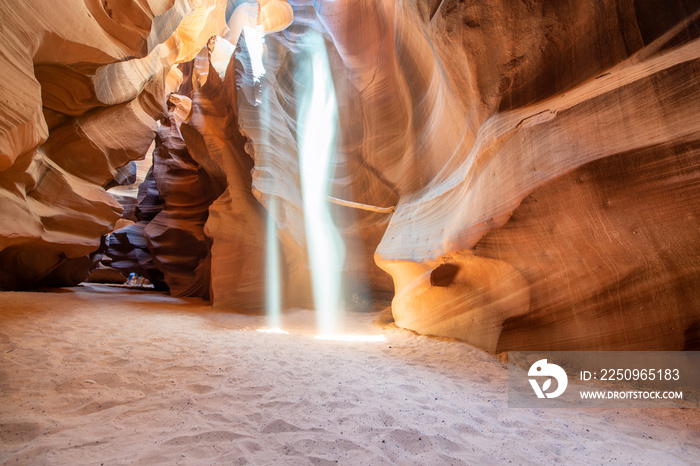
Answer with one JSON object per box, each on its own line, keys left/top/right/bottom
{"left": 315, "top": 334, "right": 386, "bottom": 343}
{"left": 256, "top": 328, "right": 290, "bottom": 335}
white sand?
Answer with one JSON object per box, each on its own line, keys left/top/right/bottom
{"left": 1, "top": 285, "right": 698, "bottom": 465}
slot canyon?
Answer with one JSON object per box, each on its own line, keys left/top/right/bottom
{"left": 1, "top": 0, "right": 699, "bottom": 463}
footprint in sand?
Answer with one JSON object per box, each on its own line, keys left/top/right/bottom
{"left": 186, "top": 384, "right": 215, "bottom": 394}
{"left": 68, "top": 400, "right": 129, "bottom": 416}
{"left": 162, "top": 430, "right": 249, "bottom": 446}
{"left": 383, "top": 428, "right": 434, "bottom": 455}
{"left": 397, "top": 383, "right": 421, "bottom": 394}
{"left": 261, "top": 419, "right": 304, "bottom": 434}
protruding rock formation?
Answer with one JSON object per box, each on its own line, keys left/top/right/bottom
{"left": 142, "top": 94, "right": 224, "bottom": 297}
{"left": 370, "top": 0, "right": 700, "bottom": 352}
{"left": 180, "top": 51, "right": 268, "bottom": 310}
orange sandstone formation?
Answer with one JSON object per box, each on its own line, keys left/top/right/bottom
{"left": 301, "top": 0, "right": 700, "bottom": 351}
{"left": 370, "top": 0, "right": 700, "bottom": 352}
{"left": 143, "top": 95, "right": 223, "bottom": 298}
{"left": 0, "top": 1, "right": 182, "bottom": 288}
{"left": 179, "top": 49, "right": 268, "bottom": 310}
{"left": 0, "top": 0, "right": 226, "bottom": 289}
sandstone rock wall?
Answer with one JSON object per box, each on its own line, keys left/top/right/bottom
{"left": 103, "top": 166, "right": 169, "bottom": 291}
{"left": 247, "top": 0, "right": 699, "bottom": 351}
{"left": 369, "top": 0, "right": 700, "bottom": 352}
{"left": 237, "top": 3, "right": 398, "bottom": 309}
{"left": 0, "top": 0, "right": 227, "bottom": 289}
{"left": 181, "top": 50, "right": 268, "bottom": 310}
{"left": 142, "top": 95, "right": 224, "bottom": 298}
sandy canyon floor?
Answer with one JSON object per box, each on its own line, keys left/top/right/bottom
{"left": 0, "top": 285, "right": 699, "bottom": 465}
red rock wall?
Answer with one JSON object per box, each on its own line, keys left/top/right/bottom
{"left": 247, "top": 0, "right": 698, "bottom": 351}
{"left": 0, "top": 0, "right": 191, "bottom": 289}
{"left": 369, "top": 0, "right": 700, "bottom": 352}
{"left": 144, "top": 95, "right": 224, "bottom": 298}
{"left": 0, "top": 0, "right": 229, "bottom": 289}
{"left": 180, "top": 52, "right": 268, "bottom": 311}
{"left": 236, "top": 5, "right": 398, "bottom": 310}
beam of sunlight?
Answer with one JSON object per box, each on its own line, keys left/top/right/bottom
{"left": 266, "top": 196, "right": 282, "bottom": 329}
{"left": 315, "top": 334, "right": 387, "bottom": 342}
{"left": 243, "top": 25, "right": 266, "bottom": 82}
{"left": 297, "top": 30, "right": 345, "bottom": 335}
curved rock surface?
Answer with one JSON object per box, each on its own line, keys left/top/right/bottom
{"left": 366, "top": 0, "right": 700, "bottom": 351}
{"left": 0, "top": 0, "right": 226, "bottom": 289}
{"left": 103, "top": 167, "right": 168, "bottom": 291}
{"left": 245, "top": 0, "right": 699, "bottom": 351}
{"left": 143, "top": 94, "right": 224, "bottom": 298}
{"left": 180, "top": 51, "right": 268, "bottom": 311}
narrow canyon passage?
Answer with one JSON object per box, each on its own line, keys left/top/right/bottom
{"left": 1, "top": 2, "right": 700, "bottom": 462}
{"left": 1, "top": 286, "right": 698, "bottom": 465}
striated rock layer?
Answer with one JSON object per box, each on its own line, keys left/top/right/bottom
{"left": 181, "top": 51, "right": 268, "bottom": 311}
{"left": 234, "top": 3, "right": 398, "bottom": 310}
{"left": 365, "top": 0, "right": 700, "bottom": 352}
{"left": 0, "top": 0, "right": 228, "bottom": 289}
{"left": 234, "top": 0, "right": 699, "bottom": 351}
{"left": 103, "top": 166, "right": 169, "bottom": 291}
{"left": 143, "top": 94, "right": 224, "bottom": 298}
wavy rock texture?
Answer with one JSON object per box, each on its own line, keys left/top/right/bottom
{"left": 362, "top": 0, "right": 700, "bottom": 352}
{"left": 232, "top": 3, "right": 397, "bottom": 311}
{"left": 178, "top": 19, "right": 395, "bottom": 310}
{"left": 143, "top": 95, "right": 224, "bottom": 297}
{"left": 181, "top": 0, "right": 699, "bottom": 352}
{"left": 0, "top": 0, "right": 229, "bottom": 289}
{"left": 236, "top": 44, "right": 314, "bottom": 310}
{"left": 178, "top": 52, "right": 268, "bottom": 311}
{"left": 220, "top": 0, "right": 697, "bottom": 351}
{"left": 103, "top": 168, "right": 169, "bottom": 291}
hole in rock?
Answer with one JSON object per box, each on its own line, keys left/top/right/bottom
{"left": 430, "top": 263, "right": 460, "bottom": 287}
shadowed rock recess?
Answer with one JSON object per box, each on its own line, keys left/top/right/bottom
{"left": 1, "top": 0, "right": 699, "bottom": 353}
